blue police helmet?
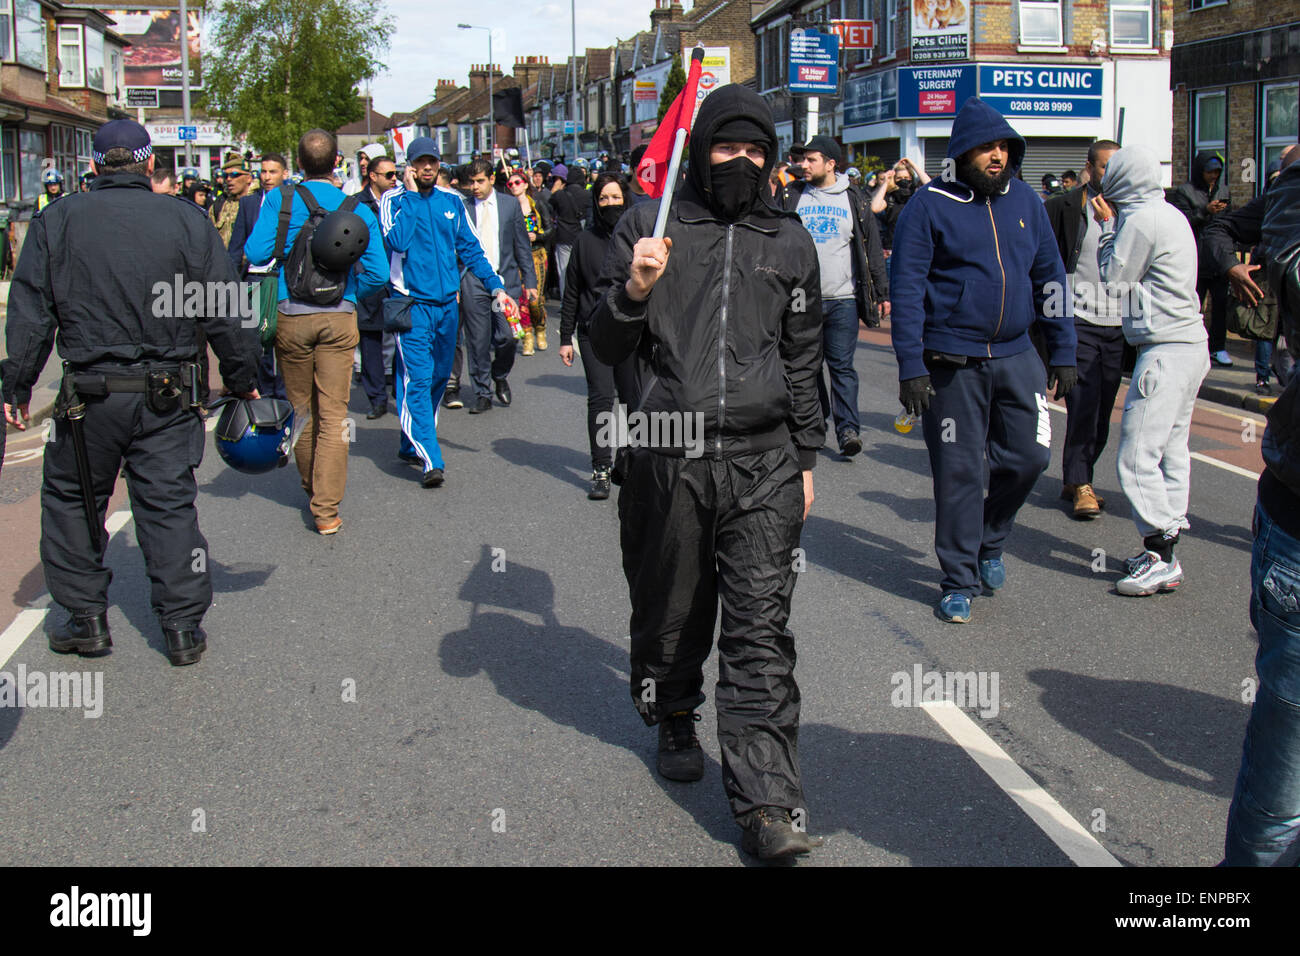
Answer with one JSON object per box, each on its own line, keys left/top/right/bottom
{"left": 213, "top": 398, "right": 295, "bottom": 474}
{"left": 43, "top": 169, "right": 64, "bottom": 184}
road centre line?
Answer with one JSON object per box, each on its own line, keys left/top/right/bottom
{"left": 920, "top": 700, "right": 1122, "bottom": 867}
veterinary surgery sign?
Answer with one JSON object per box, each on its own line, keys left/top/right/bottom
{"left": 911, "top": 0, "right": 969, "bottom": 64}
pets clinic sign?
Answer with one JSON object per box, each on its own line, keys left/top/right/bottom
{"left": 911, "top": 0, "right": 970, "bottom": 64}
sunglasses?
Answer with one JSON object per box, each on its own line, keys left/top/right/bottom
{"left": 221, "top": 171, "right": 247, "bottom": 179}
{"left": 508, "top": 179, "right": 526, "bottom": 187}
{"left": 377, "top": 170, "right": 397, "bottom": 179}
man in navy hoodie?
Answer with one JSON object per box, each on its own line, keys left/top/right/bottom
{"left": 890, "top": 97, "right": 1078, "bottom": 623}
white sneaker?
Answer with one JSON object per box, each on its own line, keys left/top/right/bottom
{"left": 1211, "top": 349, "right": 1233, "bottom": 367}
{"left": 1117, "top": 551, "right": 1183, "bottom": 596}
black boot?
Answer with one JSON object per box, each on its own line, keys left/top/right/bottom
{"left": 163, "top": 626, "right": 206, "bottom": 667}
{"left": 739, "top": 806, "right": 822, "bottom": 860}
{"left": 656, "top": 710, "right": 704, "bottom": 781}
{"left": 48, "top": 610, "right": 112, "bottom": 656}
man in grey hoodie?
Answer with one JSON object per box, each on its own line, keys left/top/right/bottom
{"left": 1094, "top": 144, "right": 1210, "bottom": 596}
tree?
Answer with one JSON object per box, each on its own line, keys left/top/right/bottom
{"left": 657, "top": 54, "right": 685, "bottom": 124}
{"left": 201, "top": 0, "right": 393, "bottom": 160}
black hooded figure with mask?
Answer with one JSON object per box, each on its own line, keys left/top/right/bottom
{"left": 588, "top": 83, "right": 824, "bottom": 860}
{"left": 558, "top": 171, "right": 641, "bottom": 499}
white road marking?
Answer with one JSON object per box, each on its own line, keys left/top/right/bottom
{"left": 0, "top": 511, "right": 134, "bottom": 670}
{"left": 0, "top": 609, "right": 49, "bottom": 671}
{"left": 1047, "top": 401, "right": 1262, "bottom": 479}
{"left": 920, "top": 700, "right": 1122, "bottom": 867}
{"left": 1189, "top": 451, "right": 1261, "bottom": 480}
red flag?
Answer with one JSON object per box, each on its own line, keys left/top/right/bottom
{"left": 636, "top": 48, "right": 705, "bottom": 199}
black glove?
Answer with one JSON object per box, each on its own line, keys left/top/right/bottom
{"left": 899, "top": 375, "right": 935, "bottom": 417}
{"left": 1047, "top": 365, "right": 1078, "bottom": 400}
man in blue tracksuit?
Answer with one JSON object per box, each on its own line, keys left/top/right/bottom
{"left": 890, "top": 97, "right": 1078, "bottom": 622}
{"left": 379, "top": 137, "right": 516, "bottom": 487}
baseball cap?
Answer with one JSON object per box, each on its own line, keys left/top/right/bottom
{"left": 360, "top": 143, "right": 387, "bottom": 161}
{"left": 406, "top": 136, "right": 440, "bottom": 162}
{"left": 802, "top": 134, "right": 842, "bottom": 167}
{"left": 92, "top": 119, "right": 152, "bottom": 165}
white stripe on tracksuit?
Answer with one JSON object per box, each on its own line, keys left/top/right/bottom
{"left": 394, "top": 332, "right": 435, "bottom": 471}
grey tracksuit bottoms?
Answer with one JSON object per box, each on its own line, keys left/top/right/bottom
{"left": 1116, "top": 341, "right": 1211, "bottom": 539}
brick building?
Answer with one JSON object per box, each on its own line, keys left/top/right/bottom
{"left": 754, "top": 0, "right": 1174, "bottom": 188}
{"left": 1170, "top": 0, "right": 1299, "bottom": 205}
{"left": 1, "top": 2, "right": 131, "bottom": 218}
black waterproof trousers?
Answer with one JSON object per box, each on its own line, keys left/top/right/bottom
{"left": 41, "top": 377, "right": 211, "bottom": 627}
{"left": 618, "top": 444, "right": 807, "bottom": 819}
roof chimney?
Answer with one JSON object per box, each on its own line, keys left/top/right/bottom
{"left": 650, "top": 0, "right": 684, "bottom": 30}
{"left": 467, "top": 63, "right": 503, "bottom": 94}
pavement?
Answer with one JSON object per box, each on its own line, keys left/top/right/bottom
{"left": 0, "top": 307, "right": 1275, "bottom": 866}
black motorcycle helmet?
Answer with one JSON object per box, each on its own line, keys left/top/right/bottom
{"left": 311, "top": 209, "right": 370, "bottom": 271}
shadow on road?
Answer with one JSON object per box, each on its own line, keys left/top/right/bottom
{"left": 437, "top": 546, "right": 742, "bottom": 851}
{"left": 801, "top": 513, "right": 936, "bottom": 610}
{"left": 492, "top": 437, "right": 591, "bottom": 492}
{"left": 521, "top": 372, "right": 587, "bottom": 398}
{"left": 1027, "top": 668, "right": 1249, "bottom": 799}
{"left": 799, "top": 723, "right": 1073, "bottom": 865}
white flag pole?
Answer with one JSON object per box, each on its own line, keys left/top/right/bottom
{"left": 651, "top": 127, "right": 687, "bottom": 240}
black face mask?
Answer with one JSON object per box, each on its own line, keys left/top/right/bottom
{"left": 707, "top": 156, "right": 764, "bottom": 221}
{"left": 894, "top": 179, "right": 914, "bottom": 201}
{"left": 597, "top": 203, "right": 625, "bottom": 231}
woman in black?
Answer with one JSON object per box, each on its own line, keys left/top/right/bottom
{"left": 558, "top": 171, "right": 639, "bottom": 500}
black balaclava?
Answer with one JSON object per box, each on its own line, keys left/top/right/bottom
{"left": 597, "top": 203, "right": 625, "bottom": 231}
{"left": 685, "top": 84, "right": 778, "bottom": 222}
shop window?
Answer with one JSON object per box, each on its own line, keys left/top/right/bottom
{"left": 1262, "top": 82, "right": 1299, "bottom": 177}
{"left": 1193, "top": 89, "right": 1226, "bottom": 178}
{"left": 19, "top": 128, "right": 45, "bottom": 202}
{"left": 2, "top": 129, "right": 17, "bottom": 200}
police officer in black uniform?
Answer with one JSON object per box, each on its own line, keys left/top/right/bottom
{"left": 1, "top": 120, "right": 260, "bottom": 666}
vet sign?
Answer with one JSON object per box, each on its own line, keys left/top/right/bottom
{"left": 978, "top": 65, "right": 1104, "bottom": 118}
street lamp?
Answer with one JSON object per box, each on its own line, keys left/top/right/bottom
{"left": 458, "top": 24, "right": 494, "bottom": 157}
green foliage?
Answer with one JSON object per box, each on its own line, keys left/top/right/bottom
{"left": 852, "top": 154, "right": 885, "bottom": 177}
{"left": 201, "top": 0, "right": 393, "bottom": 160}
{"left": 657, "top": 54, "right": 685, "bottom": 123}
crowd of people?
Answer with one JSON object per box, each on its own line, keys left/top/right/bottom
{"left": 3, "top": 88, "right": 1300, "bottom": 863}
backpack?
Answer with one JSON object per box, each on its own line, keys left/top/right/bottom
{"left": 274, "top": 183, "right": 365, "bottom": 307}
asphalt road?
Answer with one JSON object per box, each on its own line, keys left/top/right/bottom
{"left": 0, "top": 320, "right": 1268, "bottom": 866}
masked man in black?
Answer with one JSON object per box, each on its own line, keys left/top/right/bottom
{"left": 589, "top": 84, "right": 824, "bottom": 860}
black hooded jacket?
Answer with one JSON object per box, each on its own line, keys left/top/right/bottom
{"left": 588, "top": 83, "right": 825, "bottom": 469}
{"left": 559, "top": 176, "right": 627, "bottom": 347}
{"left": 551, "top": 165, "right": 590, "bottom": 246}
{"left": 1168, "top": 150, "right": 1231, "bottom": 243}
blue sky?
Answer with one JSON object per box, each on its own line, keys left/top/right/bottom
{"left": 370, "top": 1, "right": 659, "bottom": 116}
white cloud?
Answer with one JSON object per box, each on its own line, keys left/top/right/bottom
{"left": 368, "top": 0, "right": 660, "bottom": 116}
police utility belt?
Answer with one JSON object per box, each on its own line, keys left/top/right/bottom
{"left": 60, "top": 361, "right": 204, "bottom": 416}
